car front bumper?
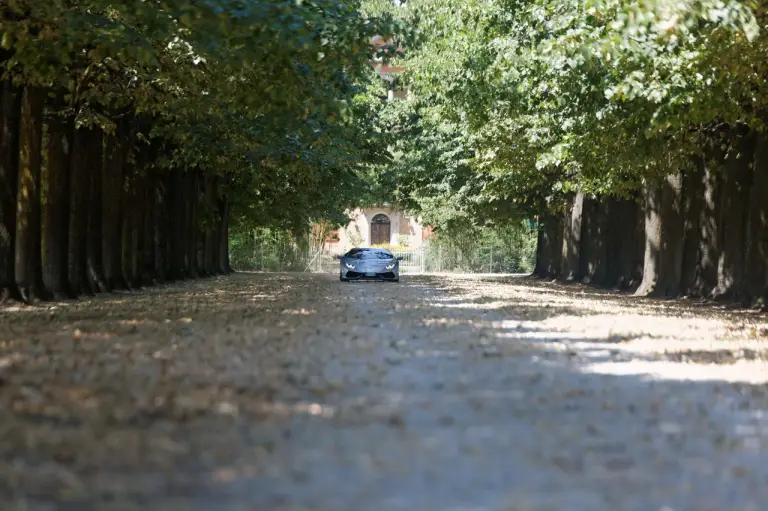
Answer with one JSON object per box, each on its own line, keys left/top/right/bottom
{"left": 341, "top": 267, "right": 399, "bottom": 280}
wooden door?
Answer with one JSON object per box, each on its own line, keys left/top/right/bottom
{"left": 370, "top": 215, "right": 391, "bottom": 245}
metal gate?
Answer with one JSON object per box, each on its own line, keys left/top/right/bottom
{"left": 391, "top": 249, "right": 425, "bottom": 275}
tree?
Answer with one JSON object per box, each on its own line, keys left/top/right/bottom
{"left": 368, "top": 0, "right": 768, "bottom": 303}
{"left": 1, "top": 0, "right": 404, "bottom": 301}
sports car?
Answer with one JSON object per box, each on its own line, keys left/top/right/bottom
{"left": 337, "top": 248, "right": 402, "bottom": 282}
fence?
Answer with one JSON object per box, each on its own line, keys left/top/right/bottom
{"left": 391, "top": 250, "right": 424, "bottom": 274}
{"left": 231, "top": 242, "right": 535, "bottom": 275}
{"left": 422, "top": 242, "right": 534, "bottom": 274}
{"left": 229, "top": 231, "right": 313, "bottom": 272}
{"left": 230, "top": 224, "right": 537, "bottom": 274}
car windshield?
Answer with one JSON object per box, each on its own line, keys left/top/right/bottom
{"left": 344, "top": 249, "right": 393, "bottom": 260}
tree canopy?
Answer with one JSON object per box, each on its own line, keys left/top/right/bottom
{"left": 373, "top": 0, "right": 766, "bottom": 221}
{"left": 1, "top": 0, "right": 408, "bottom": 301}
{"left": 2, "top": 0, "right": 404, "bottom": 227}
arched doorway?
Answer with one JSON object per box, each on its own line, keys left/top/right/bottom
{"left": 370, "top": 214, "right": 391, "bottom": 245}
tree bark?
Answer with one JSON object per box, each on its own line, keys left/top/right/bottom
{"left": 579, "top": 197, "right": 608, "bottom": 286}
{"left": 0, "top": 79, "right": 21, "bottom": 301}
{"left": 560, "top": 191, "right": 584, "bottom": 282}
{"left": 86, "top": 127, "right": 106, "bottom": 292}
{"left": 210, "top": 176, "right": 223, "bottom": 274}
{"left": 185, "top": 170, "right": 198, "bottom": 279}
{"left": 122, "top": 177, "right": 140, "bottom": 289}
{"left": 203, "top": 174, "right": 216, "bottom": 276}
{"left": 102, "top": 121, "right": 130, "bottom": 291}
{"left": 42, "top": 100, "right": 74, "bottom": 299}
{"left": 167, "top": 169, "right": 187, "bottom": 280}
{"left": 159, "top": 175, "right": 173, "bottom": 278}
{"left": 742, "top": 128, "right": 768, "bottom": 306}
{"left": 533, "top": 214, "right": 562, "bottom": 279}
{"left": 139, "top": 175, "right": 158, "bottom": 285}
{"left": 217, "top": 191, "right": 230, "bottom": 274}
{"left": 605, "top": 196, "right": 643, "bottom": 289}
{"left": 14, "top": 86, "right": 46, "bottom": 302}
{"left": 714, "top": 128, "right": 754, "bottom": 301}
{"left": 151, "top": 177, "right": 166, "bottom": 281}
{"left": 68, "top": 127, "right": 95, "bottom": 296}
{"left": 134, "top": 175, "right": 148, "bottom": 285}
{"left": 549, "top": 214, "right": 563, "bottom": 279}
{"left": 635, "top": 174, "right": 685, "bottom": 297}
{"left": 533, "top": 213, "right": 564, "bottom": 279}
{"left": 144, "top": 175, "right": 164, "bottom": 283}
{"left": 693, "top": 150, "right": 722, "bottom": 296}
{"left": 680, "top": 158, "right": 705, "bottom": 296}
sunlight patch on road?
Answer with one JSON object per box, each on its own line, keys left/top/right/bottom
{"left": 281, "top": 308, "right": 316, "bottom": 316}
{"left": 579, "top": 359, "right": 768, "bottom": 384}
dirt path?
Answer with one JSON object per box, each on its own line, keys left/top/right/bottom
{"left": 2, "top": 273, "right": 768, "bottom": 510}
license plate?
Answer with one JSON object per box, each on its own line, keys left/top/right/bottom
{"left": 365, "top": 272, "right": 376, "bottom": 277}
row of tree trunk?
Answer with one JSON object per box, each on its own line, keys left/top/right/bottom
{"left": 534, "top": 128, "right": 768, "bottom": 306}
{"left": 0, "top": 82, "right": 232, "bottom": 303}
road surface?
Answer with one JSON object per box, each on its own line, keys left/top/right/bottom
{"left": 2, "top": 273, "right": 768, "bottom": 510}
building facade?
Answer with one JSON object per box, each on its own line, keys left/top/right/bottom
{"left": 327, "top": 206, "right": 425, "bottom": 254}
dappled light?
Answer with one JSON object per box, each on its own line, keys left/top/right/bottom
{"left": 2, "top": 273, "right": 768, "bottom": 508}
{"left": 436, "top": 276, "right": 768, "bottom": 385}
{"left": 2, "top": 0, "right": 768, "bottom": 507}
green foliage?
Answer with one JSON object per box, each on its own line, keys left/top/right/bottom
{"left": 229, "top": 228, "right": 311, "bottom": 272}
{"left": 424, "top": 221, "right": 538, "bottom": 273}
{"left": 2, "top": 0, "right": 409, "bottom": 233}
{"left": 367, "top": 0, "right": 768, "bottom": 227}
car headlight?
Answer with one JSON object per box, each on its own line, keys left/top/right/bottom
{"left": 386, "top": 264, "right": 395, "bottom": 270}
{"left": 345, "top": 263, "right": 356, "bottom": 269}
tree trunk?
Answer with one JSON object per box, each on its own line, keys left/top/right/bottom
{"left": 714, "top": 128, "right": 754, "bottom": 301}
{"left": 560, "top": 191, "right": 584, "bottom": 282}
{"left": 680, "top": 158, "right": 705, "bottom": 296}
{"left": 14, "top": 86, "right": 46, "bottom": 302}
{"left": 159, "top": 175, "right": 173, "bottom": 278}
{"left": 579, "top": 197, "right": 608, "bottom": 286}
{"left": 0, "top": 79, "right": 21, "bottom": 301}
{"left": 605, "top": 196, "right": 643, "bottom": 289}
{"left": 68, "top": 127, "right": 95, "bottom": 296}
{"left": 217, "top": 192, "right": 230, "bottom": 274}
{"left": 742, "top": 128, "right": 768, "bottom": 306}
{"left": 533, "top": 213, "right": 564, "bottom": 279}
{"left": 135, "top": 176, "right": 147, "bottom": 285}
{"left": 203, "top": 174, "right": 216, "bottom": 276}
{"left": 210, "top": 176, "right": 223, "bottom": 274}
{"left": 86, "top": 127, "right": 106, "bottom": 292}
{"left": 635, "top": 174, "right": 685, "bottom": 297}
{"left": 533, "top": 216, "right": 558, "bottom": 279}
{"left": 694, "top": 150, "right": 722, "bottom": 296}
{"left": 42, "top": 101, "right": 73, "bottom": 299}
{"left": 167, "top": 169, "right": 187, "bottom": 280}
{"left": 195, "top": 184, "right": 205, "bottom": 276}
{"left": 545, "top": 214, "right": 563, "bottom": 278}
{"left": 122, "top": 177, "right": 140, "bottom": 289}
{"left": 140, "top": 175, "right": 158, "bottom": 285}
{"left": 188, "top": 172, "right": 201, "bottom": 278}
{"left": 151, "top": 178, "right": 166, "bottom": 281}
{"left": 102, "top": 121, "right": 130, "bottom": 291}
{"left": 145, "top": 176, "right": 163, "bottom": 282}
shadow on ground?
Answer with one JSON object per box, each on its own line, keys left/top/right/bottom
{"left": 1, "top": 273, "right": 768, "bottom": 510}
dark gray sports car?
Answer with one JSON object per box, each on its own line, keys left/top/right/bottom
{"left": 337, "top": 248, "right": 402, "bottom": 282}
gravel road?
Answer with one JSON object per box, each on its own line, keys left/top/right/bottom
{"left": 2, "top": 273, "right": 768, "bottom": 511}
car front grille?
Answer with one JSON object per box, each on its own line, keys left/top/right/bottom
{"left": 345, "top": 271, "right": 396, "bottom": 280}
